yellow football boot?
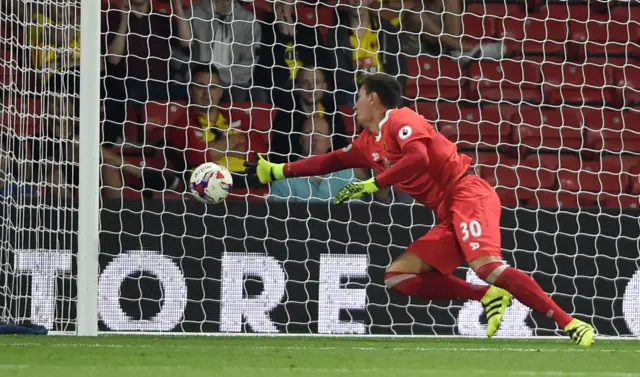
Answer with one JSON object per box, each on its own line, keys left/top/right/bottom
{"left": 481, "top": 286, "right": 512, "bottom": 338}
{"left": 564, "top": 318, "right": 596, "bottom": 347}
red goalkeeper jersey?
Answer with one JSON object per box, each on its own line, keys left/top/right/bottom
{"left": 285, "top": 107, "right": 472, "bottom": 217}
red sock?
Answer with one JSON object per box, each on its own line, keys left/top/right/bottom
{"left": 384, "top": 271, "right": 488, "bottom": 301}
{"left": 476, "top": 262, "right": 573, "bottom": 328}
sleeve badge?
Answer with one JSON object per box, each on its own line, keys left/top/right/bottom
{"left": 398, "top": 125, "right": 412, "bottom": 140}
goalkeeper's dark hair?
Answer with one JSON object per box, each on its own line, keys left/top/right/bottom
{"left": 361, "top": 74, "right": 403, "bottom": 109}
{"left": 189, "top": 63, "right": 221, "bottom": 82}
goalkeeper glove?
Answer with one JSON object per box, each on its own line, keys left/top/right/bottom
{"left": 243, "top": 153, "right": 285, "bottom": 184}
{"left": 334, "top": 177, "right": 379, "bottom": 205}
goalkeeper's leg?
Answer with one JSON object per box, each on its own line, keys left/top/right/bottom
{"left": 453, "top": 175, "right": 595, "bottom": 347}
{"left": 384, "top": 225, "right": 512, "bottom": 338}
{"left": 472, "top": 256, "right": 595, "bottom": 347}
{"left": 384, "top": 251, "right": 489, "bottom": 302}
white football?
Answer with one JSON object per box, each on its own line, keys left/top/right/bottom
{"left": 189, "top": 162, "right": 233, "bottom": 204}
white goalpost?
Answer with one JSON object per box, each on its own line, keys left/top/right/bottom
{"left": 76, "top": 0, "right": 101, "bottom": 337}
{"left": 0, "top": 0, "right": 639, "bottom": 338}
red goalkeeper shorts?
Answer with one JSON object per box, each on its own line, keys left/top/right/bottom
{"left": 407, "top": 174, "right": 503, "bottom": 275}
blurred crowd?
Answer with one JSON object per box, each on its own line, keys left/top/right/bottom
{"left": 0, "top": 0, "right": 503, "bottom": 204}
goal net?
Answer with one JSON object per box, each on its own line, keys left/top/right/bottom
{"left": 1, "top": 0, "right": 639, "bottom": 337}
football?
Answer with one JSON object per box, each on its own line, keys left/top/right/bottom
{"left": 189, "top": 162, "right": 233, "bottom": 204}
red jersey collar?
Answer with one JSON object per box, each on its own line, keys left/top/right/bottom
{"left": 375, "top": 109, "right": 393, "bottom": 142}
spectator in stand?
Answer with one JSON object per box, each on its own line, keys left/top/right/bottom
{"left": 161, "top": 64, "right": 255, "bottom": 189}
{"left": 270, "top": 65, "right": 348, "bottom": 164}
{"left": 0, "top": 128, "right": 35, "bottom": 198}
{"left": 30, "top": 94, "right": 126, "bottom": 198}
{"left": 20, "top": 1, "right": 81, "bottom": 94}
{"left": 254, "top": 0, "right": 332, "bottom": 103}
{"left": 171, "top": 64, "right": 247, "bottom": 171}
{"left": 378, "top": 0, "right": 503, "bottom": 60}
{"left": 102, "top": 0, "right": 192, "bottom": 144}
{"left": 102, "top": 64, "right": 255, "bottom": 196}
{"left": 30, "top": 94, "right": 79, "bottom": 198}
{"left": 270, "top": 115, "right": 356, "bottom": 202}
{"left": 327, "top": 0, "right": 407, "bottom": 107}
{"left": 174, "top": 0, "right": 262, "bottom": 103}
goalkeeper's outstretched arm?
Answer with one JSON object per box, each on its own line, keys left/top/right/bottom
{"left": 244, "top": 146, "right": 369, "bottom": 185}
{"left": 332, "top": 140, "right": 429, "bottom": 204}
{"left": 375, "top": 140, "right": 429, "bottom": 187}
{"left": 284, "top": 147, "right": 369, "bottom": 178}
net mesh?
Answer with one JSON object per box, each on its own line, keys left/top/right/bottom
{"left": 0, "top": 0, "right": 639, "bottom": 336}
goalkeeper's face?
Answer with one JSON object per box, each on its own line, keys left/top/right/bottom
{"left": 354, "top": 86, "right": 374, "bottom": 128}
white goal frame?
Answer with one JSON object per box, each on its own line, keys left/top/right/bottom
{"left": 27, "top": 0, "right": 636, "bottom": 338}
{"left": 77, "top": 0, "right": 100, "bottom": 336}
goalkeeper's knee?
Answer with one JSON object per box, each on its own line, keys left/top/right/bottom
{"left": 474, "top": 261, "right": 508, "bottom": 284}
{"left": 384, "top": 271, "right": 416, "bottom": 290}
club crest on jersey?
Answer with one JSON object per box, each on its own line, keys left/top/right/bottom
{"left": 398, "top": 125, "right": 412, "bottom": 140}
{"left": 382, "top": 157, "right": 393, "bottom": 168}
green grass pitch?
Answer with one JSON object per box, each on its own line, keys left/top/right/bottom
{"left": 0, "top": 336, "right": 638, "bottom": 377}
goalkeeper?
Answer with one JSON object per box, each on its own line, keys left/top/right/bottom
{"left": 245, "top": 73, "right": 595, "bottom": 346}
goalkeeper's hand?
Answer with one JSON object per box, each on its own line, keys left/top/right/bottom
{"left": 243, "top": 153, "right": 285, "bottom": 184}
{"left": 334, "top": 177, "right": 379, "bottom": 205}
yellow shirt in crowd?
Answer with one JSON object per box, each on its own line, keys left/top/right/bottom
{"left": 349, "top": 26, "right": 384, "bottom": 85}
{"left": 285, "top": 42, "right": 304, "bottom": 80}
{"left": 197, "top": 113, "right": 246, "bottom": 173}
{"left": 29, "top": 14, "right": 81, "bottom": 74}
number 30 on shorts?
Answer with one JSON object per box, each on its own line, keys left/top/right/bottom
{"left": 460, "top": 220, "right": 482, "bottom": 241}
